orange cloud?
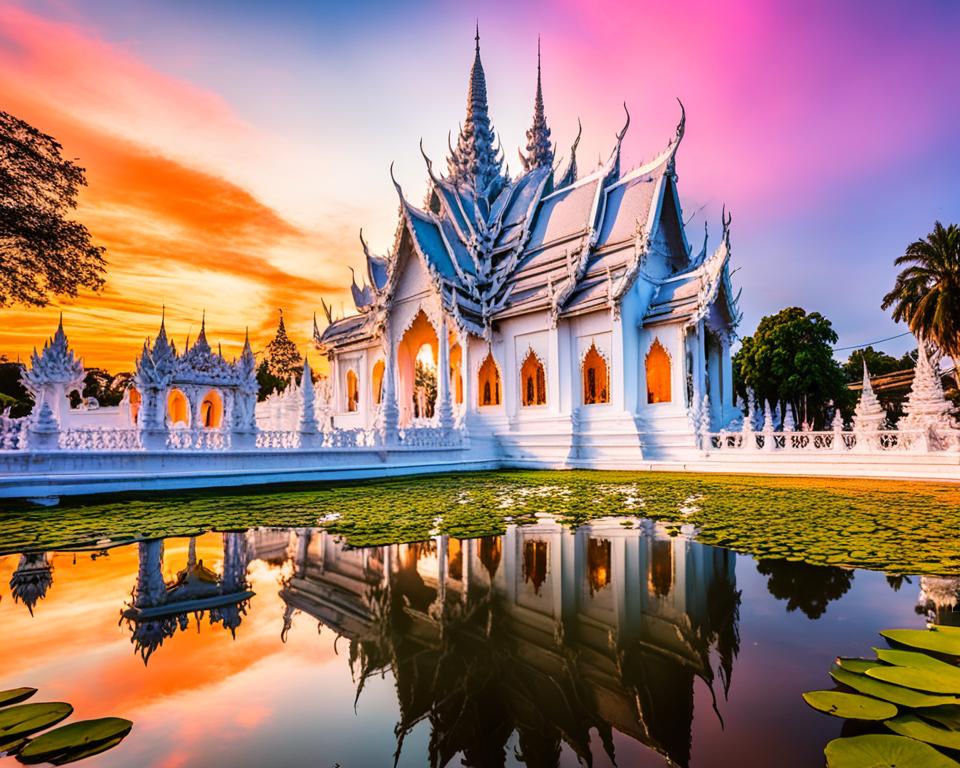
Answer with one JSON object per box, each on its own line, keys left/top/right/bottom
{"left": 0, "top": 6, "right": 353, "bottom": 371}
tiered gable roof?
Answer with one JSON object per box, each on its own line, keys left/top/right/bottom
{"left": 319, "top": 36, "right": 740, "bottom": 349}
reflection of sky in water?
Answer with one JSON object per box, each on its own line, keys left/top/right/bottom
{"left": 0, "top": 523, "right": 937, "bottom": 768}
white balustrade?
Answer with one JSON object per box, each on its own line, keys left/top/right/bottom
{"left": 0, "top": 416, "right": 28, "bottom": 450}
{"left": 166, "top": 429, "right": 229, "bottom": 451}
{"left": 59, "top": 428, "right": 142, "bottom": 451}
{"left": 708, "top": 428, "right": 958, "bottom": 455}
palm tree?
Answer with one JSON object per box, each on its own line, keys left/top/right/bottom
{"left": 882, "top": 222, "right": 960, "bottom": 359}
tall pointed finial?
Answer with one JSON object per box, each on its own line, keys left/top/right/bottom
{"left": 160, "top": 304, "right": 166, "bottom": 330}
{"left": 446, "top": 22, "right": 505, "bottom": 200}
{"left": 520, "top": 35, "right": 554, "bottom": 173}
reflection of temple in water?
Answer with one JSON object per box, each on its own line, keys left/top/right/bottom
{"left": 9, "top": 552, "right": 54, "bottom": 615}
{"left": 917, "top": 576, "right": 960, "bottom": 626}
{"left": 278, "top": 520, "right": 740, "bottom": 767}
{"left": 123, "top": 533, "right": 254, "bottom": 662}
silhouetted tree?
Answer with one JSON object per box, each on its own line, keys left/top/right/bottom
{"left": 0, "top": 111, "right": 106, "bottom": 307}
{"left": 756, "top": 558, "right": 854, "bottom": 619}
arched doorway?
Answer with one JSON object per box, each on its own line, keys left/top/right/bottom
{"left": 199, "top": 389, "right": 223, "bottom": 428}
{"left": 397, "top": 309, "right": 439, "bottom": 425}
{"left": 345, "top": 370, "right": 360, "bottom": 412}
{"left": 167, "top": 389, "right": 189, "bottom": 427}
{"left": 478, "top": 352, "right": 501, "bottom": 407}
{"left": 646, "top": 338, "right": 672, "bottom": 404}
{"left": 129, "top": 388, "right": 142, "bottom": 425}
{"left": 520, "top": 349, "right": 547, "bottom": 407}
{"left": 581, "top": 343, "right": 609, "bottom": 405}
{"left": 371, "top": 359, "right": 385, "bottom": 405}
{"left": 449, "top": 340, "right": 463, "bottom": 405}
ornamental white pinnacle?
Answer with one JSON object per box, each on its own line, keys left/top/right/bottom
{"left": 446, "top": 24, "right": 505, "bottom": 200}
{"left": 853, "top": 359, "right": 887, "bottom": 432}
{"left": 21, "top": 315, "right": 85, "bottom": 402}
{"left": 519, "top": 38, "right": 554, "bottom": 173}
{"left": 899, "top": 339, "right": 957, "bottom": 432}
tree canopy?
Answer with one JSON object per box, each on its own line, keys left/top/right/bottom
{"left": 0, "top": 111, "right": 106, "bottom": 307}
{"left": 841, "top": 346, "right": 915, "bottom": 382}
{"left": 264, "top": 309, "right": 301, "bottom": 381}
{"left": 734, "top": 307, "right": 847, "bottom": 427}
{"left": 881, "top": 221, "right": 960, "bottom": 358}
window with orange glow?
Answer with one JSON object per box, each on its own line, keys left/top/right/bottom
{"left": 345, "top": 369, "right": 359, "bottom": 412}
{"left": 199, "top": 389, "right": 223, "bottom": 428}
{"left": 581, "top": 343, "right": 609, "bottom": 405}
{"left": 129, "top": 388, "right": 141, "bottom": 425}
{"left": 649, "top": 538, "right": 674, "bottom": 597}
{"left": 520, "top": 349, "right": 546, "bottom": 406}
{"left": 167, "top": 388, "right": 189, "bottom": 426}
{"left": 371, "top": 359, "right": 384, "bottom": 405}
{"left": 478, "top": 352, "right": 501, "bottom": 406}
{"left": 587, "top": 538, "right": 611, "bottom": 594}
{"left": 523, "top": 540, "right": 548, "bottom": 595}
{"left": 646, "top": 338, "right": 672, "bottom": 404}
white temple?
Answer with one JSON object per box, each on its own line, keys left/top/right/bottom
{"left": 315, "top": 32, "right": 742, "bottom": 462}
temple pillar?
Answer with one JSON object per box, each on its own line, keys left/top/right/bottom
{"left": 720, "top": 334, "right": 734, "bottom": 421}
{"left": 548, "top": 324, "right": 562, "bottom": 414}
{"left": 436, "top": 315, "right": 454, "bottom": 432}
{"left": 460, "top": 334, "right": 472, "bottom": 423}
{"left": 380, "top": 332, "right": 400, "bottom": 445}
{"left": 135, "top": 539, "right": 166, "bottom": 609}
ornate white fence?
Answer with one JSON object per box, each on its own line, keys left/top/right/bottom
{"left": 0, "top": 415, "right": 28, "bottom": 450}
{"left": 707, "top": 428, "right": 960, "bottom": 454}
{"left": 60, "top": 428, "right": 142, "bottom": 451}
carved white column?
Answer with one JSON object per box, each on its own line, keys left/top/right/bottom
{"left": 380, "top": 329, "right": 399, "bottom": 445}
{"left": 436, "top": 314, "right": 454, "bottom": 432}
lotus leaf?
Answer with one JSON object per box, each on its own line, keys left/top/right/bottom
{"left": 830, "top": 666, "right": 960, "bottom": 708}
{"left": 0, "top": 690, "right": 36, "bottom": 709}
{"left": 802, "top": 690, "right": 897, "bottom": 720}
{"left": 16, "top": 718, "right": 133, "bottom": 765}
{"left": 875, "top": 647, "right": 960, "bottom": 671}
{"left": 923, "top": 705, "right": 960, "bottom": 731}
{"left": 867, "top": 665, "right": 960, "bottom": 695}
{"left": 836, "top": 657, "right": 880, "bottom": 675}
{"left": 824, "top": 734, "right": 960, "bottom": 767}
{"left": 0, "top": 703, "right": 73, "bottom": 741}
{"left": 881, "top": 629, "right": 960, "bottom": 657}
{"left": 0, "top": 737, "right": 27, "bottom": 756}
{"left": 884, "top": 713, "right": 960, "bottom": 750}
{"left": 48, "top": 733, "right": 129, "bottom": 765}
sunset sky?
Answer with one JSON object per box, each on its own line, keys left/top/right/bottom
{"left": 2, "top": 0, "right": 958, "bottom": 370}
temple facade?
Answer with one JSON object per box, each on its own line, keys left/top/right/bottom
{"left": 316, "top": 33, "right": 741, "bottom": 462}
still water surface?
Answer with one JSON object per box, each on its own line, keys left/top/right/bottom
{"left": 0, "top": 519, "right": 945, "bottom": 767}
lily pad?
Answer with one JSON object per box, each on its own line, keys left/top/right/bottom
{"left": 48, "top": 733, "right": 129, "bottom": 765}
{"left": 802, "top": 690, "right": 897, "bottom": 720}
{"left": 875, "top": 647, "right": 960, "bottom": 671}
{"left": 824, "top": 734, "right": 959, "bottom": 767}
{"left": 16, "top": 718, "right": 133, "bottom": 765}
{"left": 836, "top": 657, "right": 881, "bottom": 675}
{"left": 867, "top": 665, "right": 960, "bottom": 694}
{"left": 0, "top": 737, "right": 27, "bottom": 756}
{"left": 0, "top": 690, "right": 36, "bottom": 709}
{"left": 923, "top": 705, "right": 960, "bottom": 730}
{"left": 0, "top": 703, "right": 73, "bottom": 741}
{"left": 831, "top": 666, "right": 960, "bottom": 708}
{"left": 885, "top": 713, "right": 960, "bottom": 750}
{"left": 881, "top": 629, "right": 960, "bottom": 657}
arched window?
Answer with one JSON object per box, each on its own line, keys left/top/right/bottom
{"left": 371, "top": 359, "right": 385, "bottom": 405}
{"left": 646, "top": 338, "right": 672, "bottom": 404}
{"left": 523, "top": 539, "right": 548, "bottom": 595}
{"left": 450, "top": 342, "right": 464, "bottom": 405}
{"left": 167, "top": 389, "right": 189, "bottom": 427}
{"left": 649, "top": 538, "right": 673, "bottom": 597}
{"left": 477, "top": 352, "right": 501, "bottom": 407}
{"left": 520, "top": 349, "right": 547, "bottom": 407}
{"left": 199, "top": 389, "right": 223, "bottom": 428}
{"left": 581, "top": 343, "right": 610, "bottom": 405}
{"left": 129, "top": 388, "right": 141, "bottom": 425}
{"left": 588, "top": 538, "right": 611, "bottom": 595}
{"left": 345, "top": 369, "right": 359, "bottom": 412}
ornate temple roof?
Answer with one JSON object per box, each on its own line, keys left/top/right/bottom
{"left": 20, "top": 315, "right": 85, "bottom": 398}
{"left": 318, "top": 34, "right": 740, "bottom": 349}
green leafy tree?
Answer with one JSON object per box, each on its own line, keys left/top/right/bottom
{"left": 67, "top": 369, "right": 133, "bottom": 408}
{"left": 256, "top": 359, "right": 286, "bottom": 401}
{"left": 0, "top": 111, "right": 106, "bottom": 307}
{"left": 0, "top": 361, "right": 30, "bottom": 416}
{"left": 842, "top": 346, "right": 913, "bottom": 382}
{"left": 734, "top": 307, "right": 847, "bottom": 428}
{"left": 413, "top": 359, "right": 437, "bottom": 418}
{"left": 881, "top": 221, "right": 960, "bottom": 358}
{"left": 264, "top": 309, "right": 301, "bottom": 381}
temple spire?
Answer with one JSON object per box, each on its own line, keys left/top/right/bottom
{"left": 446, "top": 24, "right": 505, "bottom": 200}
{"left": 520, "top": 37, "right": 553, "bottom": 172}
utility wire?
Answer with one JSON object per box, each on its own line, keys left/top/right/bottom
{"left": 832, "top": 331, "right": 911, "bottom": 352}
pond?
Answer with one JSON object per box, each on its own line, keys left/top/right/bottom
{"left": 0, "top": 472, "right": 958, "bottom": 767}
